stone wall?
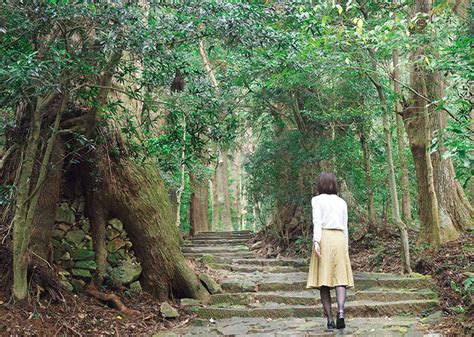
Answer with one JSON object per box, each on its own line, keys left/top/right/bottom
{"left": 53, "top": 200, "right": 142, "bottom": 293}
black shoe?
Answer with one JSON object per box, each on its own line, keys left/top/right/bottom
{"left": 327, "top": 320, "right": 336, "bottom": 330}
{"left": 336, "top": 316, "right": 345, "bottom": 329}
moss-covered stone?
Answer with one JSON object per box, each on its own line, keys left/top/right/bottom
{"left": 72, "top": 249, "right": 95, "bottom": 261}
{"left": 74, "top": 260, "right": 97, "bottom": 270}
{"left": 71, "top": 268, "right": 92, "bottom": 279}
{"left": 66, "top": 229, "right": 86, "bottom": 246}
{"left": 200, "top": 273, "right": 222, "bottom": 294}
{"left": 108, "top": 218, "right": 123, "bottom": 231}
{"left": 160, "top": 302, "right": 179, "bottom": 318}
{"left": 55, "top": 203, "right": 76, "bottom": 224}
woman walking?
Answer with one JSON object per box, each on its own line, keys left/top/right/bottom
{"left": 306, "top": 172, "right": 354, "bottom": 330}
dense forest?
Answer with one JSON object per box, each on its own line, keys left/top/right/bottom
{"left": 0, "top": 0, "right": 472, "bottom": 335}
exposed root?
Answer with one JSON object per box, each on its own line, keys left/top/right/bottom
{"left": 85, "top": 284, "right": 140, "bottom": 316}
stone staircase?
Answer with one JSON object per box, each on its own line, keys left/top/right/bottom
{"left": 174, "top": 231, "right": 440, "bottom": 336}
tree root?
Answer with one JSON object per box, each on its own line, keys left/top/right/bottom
{"left": 85, "top": 284, "right": 140, "bottom": 316}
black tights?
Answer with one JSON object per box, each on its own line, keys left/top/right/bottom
{"left": 320, "top": 286, "right": 347, "bottom": 321}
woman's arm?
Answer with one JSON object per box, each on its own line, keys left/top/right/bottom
{"left": 312, "top": 197, "right": 322, "bottom": 244}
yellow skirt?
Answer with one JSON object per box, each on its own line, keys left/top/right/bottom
{"left": 306, "top": 229, "right": 354, "bottom": 289}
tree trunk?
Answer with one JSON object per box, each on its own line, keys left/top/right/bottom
{"left": 210, "top": 172, "right": 218, "bottom": 231}
{"left": 216, "top": 152, "right": 233, "bottom": 231}
{"left": 392, "top": 50, "right": 413, "bottom": 223}
{"left": 358, "top": 124, "right": 376, "bottom": 227}
{"left": 232, "top": 151, "right": 242, "bottom": 230}
{"left": 369, "top": 60, "right": 412, "bottom": 273}
{"left": 428, "top": 73, "right": 473, "bottom": 236}
{"left": 189, "top": 172, "right": 209, "bottom": 235}
{"left": 402, "top": 7, "right": 442, "bottom": 246}
{"left": 83, "top": 145, "right": 209, "bottom": 300}
{"left": 29, "top": 139, "right": 65, "bottom": 261}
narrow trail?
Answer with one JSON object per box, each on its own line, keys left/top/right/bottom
{"left": 170, "top": 231, "right": 440, "bottom": 336}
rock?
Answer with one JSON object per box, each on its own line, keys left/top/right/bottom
{"left": 160, "top": 302, "right": 179, "bottom": 319}
{"left": 200, "top": 273, "right": 222, "bottom": 294}
{"left": 108, "top": 218, "right": 123, "bottom": 231}
{"left": 110, "top": 259, "right": 142, "bottom": 285}
{"left": 57, "top": 223, "right": 71, "bottom": 232}
{"left": 53, "top": 229, "right": 66, "bottom": 239}
{"left": 107, "top": 252, "right": 121, "bottom": 266}
{"left": 66, "top": 229, "right": 86, "bottom": 246}
{"left": 107, "top": 238, "right": 125, "bottom": 253}
{"left": 197, "top": 255, "right": 216, "bottom": 264}
{"left": 55, "top": 203, "right": 76, "bottom": 224}
{"left": 58, "top": 270, "right": 70, "bottom": 278}
{"left": 80, "top": 219, "right": 90, "bottom": 232}
{"left": 53, "top": 250, "right": 64, "bottom": 263}
{"left": 221, "top": 278, "right": 257, "bottom": 292}
{"left": 62, "top": 260, "right": 75, "bottom": 269}
{"left": 106, "top": 229, "right": 121, "bottom": 240}
{"left": 124, "top": 240, "right": 133, "bottom": 250}
{"left": 180, "top": 298, "right": 202, "bottom": 306}
{"left": 71, "top": 268, "right": 92, "bottom": 279}
{"left": 130, "top": 281, "right": 142, "bottom": 292}
{"left": 61, "top": 280, "right": 74, "bottom": 292}
{"left": 62, "top": 241, "right": 74, "bottom": 253}
{"left": 421, "top": 310, "right": 443, "bottom": 323}
{"left": 71, "top": 279, "right": 86, "bottom": 292}
{"left": 116, "top": 249, "right": 127, "bottom": 258}
{"left": 74, "top": 260, "right": 97, "bottom": 270}
{"left": 72, "top": 249, "right": 95, "bottom": 261}
{"left": 60, "top": 251, "right": 71, "bottom": 261}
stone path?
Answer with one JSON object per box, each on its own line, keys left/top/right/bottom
{"left": 167, "top": 231, "right": 442, "bottom": 336}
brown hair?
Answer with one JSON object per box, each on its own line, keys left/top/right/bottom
{"left": 317, "top": 172, "right": 338, "bottom": 195}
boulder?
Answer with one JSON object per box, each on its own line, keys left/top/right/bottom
{"left": 110, "top": 259, "right": 142, "bottom": 285}
{"left": 66, "top": 229, "right": 86, "bottom": 246}
{"left": 55, "top": 203, "right": 76, "bottom": 224}
{"left": 199, "top": 273, "right": 222, "bottom": 294}
{"left": 180, "top": 298, "right": 202, "bottom": 306}
{"left": 107, "top": 218, "right": 123, "bottom": 231}
{"left": 72, "top": 249, "right": 95, "bottom": 261}
{"left": 160, "top": 302, "right": 179, "bottom": 319}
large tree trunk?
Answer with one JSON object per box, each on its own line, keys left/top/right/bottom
{"left": 189, "top": 172, "right": 209, "bottom": 235}
{"left": 401, "top": 0, "right": 442, "bottom": 248}
{"left": 392, "top": 50, "right": 413, "bottom": 223}
{"left": 83, "top": 145, "right": 209, "bottom": 300}
{"left": 215, "top": 152, "right": 233, "bottom": 231}
{"left": 428, "top": 74, "right": 473, "bottom": 235}
{"left": 210, "top": 172, "right": 218, "bottom": 231}
{"left": 232, "top": 151, "right": 242, "bottom": 230}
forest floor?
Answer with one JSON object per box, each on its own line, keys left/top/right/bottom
{"left": 249, "top": 224, "right": 474, "bottom": 336}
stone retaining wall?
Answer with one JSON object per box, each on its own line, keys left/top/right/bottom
{"left": 52, "top": 200, "right": 142, "bottom": 293}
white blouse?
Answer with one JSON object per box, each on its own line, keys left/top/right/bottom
{"left": 312, "top": 194, "right": 348, "bottom": 243}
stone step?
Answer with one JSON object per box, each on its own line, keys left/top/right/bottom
{"left": 184, "top": 239, "right": 249, "bottom": 246}
{"left": 210, "top": 263, "right": 308, "bottom": 273}
{"left": 226, "top": 258, "right": 309, "bottom": 267}
{"left": 167, "top": 316, "right": 428, "bottom": 336}
{"left": 195, "top": 230, "right": 253, "bottom": 235}
{"left": 193, "top": 235, "right": 253, "bottom": 240}
{"left": 209, "top": 288, "right": 438, "bottom": 306}
{"left": 184, "top": 252, "right": 255, "bottom": 259}
{"left": 221, "top": 272, "right": 435, "bottom": 293}
{"left": 181, "top": 245, "right": 249, "bottom": 254}
{"left": 192, "top": 299, "right": 438, "bottom": 319}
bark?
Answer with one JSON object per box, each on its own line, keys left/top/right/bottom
{"left": 210, "top": 173, "right": 218, "bottom": 231}
{"left": 232, "top": 151, "right": 242, "bottom": 230}
{"left": 428, "top": 73, "right": 473, "bottom": 235}
{"left": 175, "top": 114, "right": 187, "bottom": 228}
{"left": 189, "top": 172, "right": 209, "bottom": 234}
{"left": 392, "top": 50, "right": 413, "bottom": 223}
{"left": 402, "top": 0, "right": 442, "bottom": 246}
{"left": 215, "top": 152, "right": 233, "bottom": 231}
{"left": 83, "top": 145, "right": 209, "bottom": 300}
{"left": 29, "top": 139, "right": 65, "bottom": 261}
